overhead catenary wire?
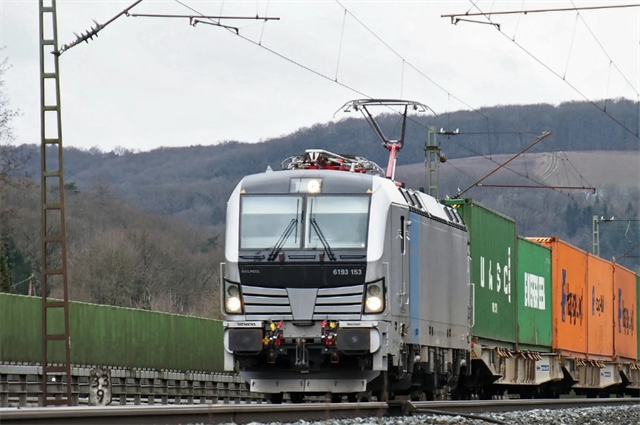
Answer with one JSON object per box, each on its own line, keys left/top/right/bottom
{"left": 563, "top": 12, "right": 579, "bottom": 80}
{"left": 169, "top": 0, "right": 630, "bottom": 218}
{"left": 334, "top": 0, "right": 491, "bottom": 120}
{"left": 569, "top": 0, "right": 639, "bottom": 95}
{"left": 459, "top": 1, "right": 640, "bottom": 139}
{"left": 171, "top": 0, "right": 373, "bottom": 98}
{"left": 442, "top": 3, "right": 640, "bottom": 18}
{"left": 328, "top": 0, "right": 591, "bottom": 193}
{"left": 335, "top": 9, "right": 348, "bottom": 82}
{"left": 454, "top": 1, "right": 640, "bottom": 225}
{"left": 258, "top": 0, "right": 271, "bottom": 45}
{"left": 456, "top": 131, "right": 552, "bottom": 198}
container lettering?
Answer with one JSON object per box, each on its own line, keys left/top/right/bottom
{"left": 561, "top": 269, "right": 583, "bottom": 325}
{"left": 618, "top": 288, "right": 636, "bottom": 335}
{"left": 479, "top": 247, "right": 512, "bottom": 303}
{"left": 524, "top": 272, "right": 545, "bottom": 310}
{"left": 592, "top": 286, "right": 605, "bottom": 316}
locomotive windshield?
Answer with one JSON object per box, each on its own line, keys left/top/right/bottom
{"left": 240, "top": 196, "right": 302, "bottom": 249}
{"left": 306, "top": 196, "right": 369, "bottom": 249}
{"left": 239, "top": 195, "right": 369, "bottom": 250}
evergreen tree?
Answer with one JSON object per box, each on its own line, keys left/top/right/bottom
{"left": 0, "top": 249, "right": 12, "bottom": 293}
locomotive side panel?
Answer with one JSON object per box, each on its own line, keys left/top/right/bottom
{"left": 409, "top": 211, "right": 469, "bottom": 350}
{"left": 387, "top": 204, "right": 411, "bottom": 342}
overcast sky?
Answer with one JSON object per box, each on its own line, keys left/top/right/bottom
{"left": 1, "top": 1, "right": 638, "bottom": 152}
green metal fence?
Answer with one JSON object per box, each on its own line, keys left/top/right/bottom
{"left": 0, "top": 293, "right": 224, "bottom": 372}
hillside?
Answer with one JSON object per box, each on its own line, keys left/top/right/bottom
{"left": 3, "top": 100, "right": 639, "bottom": 311}
{"left": 396, "top": 150, "right": 640, "bottom": 195}
{"left": 16, "top": 99, "right": 640, "bottom": 229}
{"left": 2, "top": 182, "right": 224, "bottom": 318}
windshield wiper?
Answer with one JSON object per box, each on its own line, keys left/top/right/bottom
{"left": 268, "top": 218, "right": 298, "bottom": 261}
{"left": 310, "top": 218, "right": 336, "bottom": 261}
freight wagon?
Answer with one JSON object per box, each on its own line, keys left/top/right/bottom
{"left": 530, "top": 237, "right": 638, "bottom": 396}
{"left": 0, "top": 293, "right": 225, "bottom": 372}
{"left": 444, "top": 200, "right": 564, "bottom": 398}
{"left": 439, "top": 204, "right": 639, "bottom": 398}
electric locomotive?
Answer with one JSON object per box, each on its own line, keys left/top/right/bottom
{"left": 221, "top": 100, "right": 472, "bottom": 403}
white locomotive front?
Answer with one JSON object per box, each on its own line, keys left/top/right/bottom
{"left": 222, "top": 149, "right": 471, "bottom": 402}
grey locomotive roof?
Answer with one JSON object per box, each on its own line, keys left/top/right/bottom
{"left": 240, "top": 169, "right": 373, "bottom": 194}
{"left": 237, "top": 169, "right": 465, "bottom": 230}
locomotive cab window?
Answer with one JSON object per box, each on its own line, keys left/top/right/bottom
{"left": 305, "top": 196, "right": 369, "bottom": 249}
{"left": 240, "top": 196, "right": 302, "bottom": 249}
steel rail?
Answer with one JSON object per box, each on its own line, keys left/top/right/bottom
{"left": 2, "top": 398, "right": 639, "bottom": 425}
{"left": 0, "top": 402, "right": 388, "bottom": 425}
{"left": 404, "top": 397, "right": 640, "bottom": 414}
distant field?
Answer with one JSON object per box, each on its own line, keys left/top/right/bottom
{"left": 396, "top": 151, "right": 640, "bottom": 192}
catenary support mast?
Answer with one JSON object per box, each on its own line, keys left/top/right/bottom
{"left": 39, "top": 0, "right": 72, "bottom": 406}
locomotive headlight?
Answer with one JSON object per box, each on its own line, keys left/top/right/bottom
{"left": 227, "top": 285, "right": 239, "bottom": 297}
{"left": 306, "top": 179, "right": 321, "bottom": 193}
{"left": 225, "top": 283, "right": 243, "bottom": 313}
{"left": 226, "top": 296, "right": 242, "bottom": 313}
{"left": 290, "top": 178, "right": 323, "bottom": 193}
{"left": 364, "top": 283, "right": 384, "bottom": 313}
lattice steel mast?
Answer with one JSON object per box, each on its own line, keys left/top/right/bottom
{"left": 39, "top": 0, "right": 72, "bottom": 406}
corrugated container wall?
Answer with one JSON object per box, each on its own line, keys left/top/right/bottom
{"left": 586, "top": 254, "right": 614, "bottom": 359}
{"left": 531, "top": 238, "right": 588, "bottom": 358}
{"left": 0, "top": 293, "right": 225, "bottom": 371}
{"left": 446, "top": 199, "right": 516, "bottom": 344}
{"left": 637, "top": 274, "right": 640, "bottom": 361}
{"left": 613, "top": 263, "right": 637, "bottom": 360}
{"left": 516, "top": 237, "right": 552, "bottom": 350}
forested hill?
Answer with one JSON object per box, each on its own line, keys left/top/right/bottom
{"left": 17, "top": 98, "right": 639, "bottom": 228}
{"left": 5, "top": 99, "right": 639, "bottom": 314}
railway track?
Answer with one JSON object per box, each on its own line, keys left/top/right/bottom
{"left": 0, "top": 398, "right": 637, "bottom": 425}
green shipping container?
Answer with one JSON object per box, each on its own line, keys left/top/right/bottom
{"left": 445, "top": 199, "right": 517, "bottom": 344}
{"left": 516, "top": 237, "right": 552, "bottom": 349}
{"left": 0, "top": 293, "right": 224, "bottom": 372}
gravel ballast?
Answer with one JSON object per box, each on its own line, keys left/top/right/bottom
{"left": 219, "top": 404, "right": 640, "bottom": 425}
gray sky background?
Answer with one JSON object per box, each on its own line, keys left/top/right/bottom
{"left": 1, "top": 0, "right": 638, "bottom": 152}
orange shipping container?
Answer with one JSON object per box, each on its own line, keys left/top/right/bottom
{"left": 613, "top": 263, "right": 637, "bottom": 360}
{"left": 586, "top": 254, "right": 614, "bottom": 359}
{"left": 531, "top": 238, "right": 588, "bottom": 357}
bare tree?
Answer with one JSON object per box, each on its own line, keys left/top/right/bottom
{"left": 0, "top": 55, "right": 29, "bottom": 189}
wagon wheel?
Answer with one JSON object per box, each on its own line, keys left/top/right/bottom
{"left": 357, "top": 390, "right": 372, "bottom": 402}
{"left": 373, "top": 387, "right": 389, "bottom": 402}
{"left": 410, "top": 390, "right": 426, "bottom": 401}
{"left": 267, "top": 393, "right": 283, "bottom": 404}
{"left": 289, "top": 393, "right": 304, "bottom": 404}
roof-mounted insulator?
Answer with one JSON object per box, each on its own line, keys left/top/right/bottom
{"left": 281, "top": 149, "right": 385, "bottom": 176}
